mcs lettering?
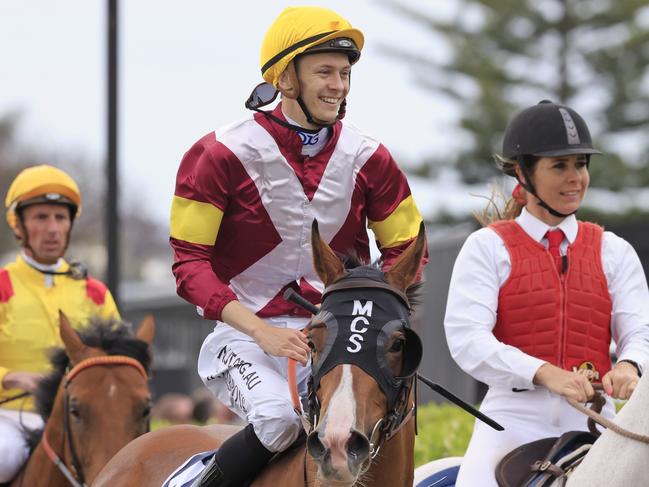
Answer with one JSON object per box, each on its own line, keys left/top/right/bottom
{"left": 347, "top": 300, "right": 373, "bottom": 353}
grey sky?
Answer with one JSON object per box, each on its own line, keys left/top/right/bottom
{"left": 1, "top": 0, "right": 469, "bottom": 223}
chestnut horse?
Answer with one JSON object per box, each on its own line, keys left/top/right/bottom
{"left": 94, "top": 221, "right": 426, "bottom": 487}
{"left": 10, "top": 313, "right": 154, "bottom": 487}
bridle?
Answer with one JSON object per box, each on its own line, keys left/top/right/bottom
{"left": 286, "top": 275, "right": 422, "bottom": 470}
{"left": 39, "top": 355, "right": 147, "bottom": 487}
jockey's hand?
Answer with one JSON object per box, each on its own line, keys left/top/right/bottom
{"left": 602, "top": 362, "right": 640, "bottom": 400}
{"left": 533, "top": 363, "right": 594, "bottom": 402}
{"left": 254, "top": 325, "right": 310, "bottom": 366}
{"left": 220, "top": 300, "right": 310, "bottom": 365}
{"left": 2, "top": 370, "right": 44, "bottom": 393}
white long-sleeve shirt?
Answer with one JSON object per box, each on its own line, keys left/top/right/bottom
{"left": 444, "top": 208, "right": 649, "bottom": 390}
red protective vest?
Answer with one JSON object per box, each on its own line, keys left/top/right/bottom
{"left": 491, "top": 220, "right": 612, "bottom": 378}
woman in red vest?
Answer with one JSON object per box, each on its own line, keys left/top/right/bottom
{"left": 444, "top": 100, "right": 649, "bottom": 487}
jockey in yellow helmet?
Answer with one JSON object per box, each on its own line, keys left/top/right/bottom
{"left": 170, "top": 7, "right": 425, "bottom": 487}
{"left": 0, "top": 165, "right": 119, "bottom": 483}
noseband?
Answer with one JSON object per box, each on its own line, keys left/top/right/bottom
{"left": 41, "top": 355, "right": 147, "bottom": 487}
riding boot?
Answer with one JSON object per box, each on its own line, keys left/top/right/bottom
{"left": 194, "top": 423, "right": 274, "bottom": 487}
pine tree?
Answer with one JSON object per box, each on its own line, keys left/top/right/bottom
{"left": 379, "top": 0, "right": 649, "bottom": 189}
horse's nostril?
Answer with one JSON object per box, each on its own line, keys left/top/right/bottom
{"left": 346, "top": 430, "right": 370, "bottom": 462}
{"left": 307, "top": 431, "right": 328, "bottom": 460}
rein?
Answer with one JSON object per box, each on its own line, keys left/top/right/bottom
{"left": 42, "top": 355, "right": 147, "bottom": 487}
{"left": 567, "top": 393, "right": 649, "bottom": 445}
{"left": 0, "top": 391, "right": 30, "bottom": 406}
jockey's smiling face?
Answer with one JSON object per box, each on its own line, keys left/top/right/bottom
{"left": 519, "top": 154, "right": 590, "bottom": 225}
{"left": 17, "top": 204, "right": 71, "bottom": 264}
{"left": 283, "top": 52, "right": 351, "bottom": 129}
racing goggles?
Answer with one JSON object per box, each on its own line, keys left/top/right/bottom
{"left": 245, "top": 82, "right": 279, "bottom": 110}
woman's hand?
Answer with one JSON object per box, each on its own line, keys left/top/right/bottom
{"left": 533, "top": 363, "right": 595, "bottom": 402}
{"left": 602, "top": 362, "right": 640, "bottom": 400}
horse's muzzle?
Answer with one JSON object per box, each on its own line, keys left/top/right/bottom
{"left": 307, "top": 428, "right": 371, "bottom": 482}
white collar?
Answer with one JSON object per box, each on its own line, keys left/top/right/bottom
{"left": 284, "top": 114, "right": 330, "bottom": 157}
{"left": 515, "top": 208, "right": 578, "bottom": 244}
{"left": 21, "top": 251, "right": 64, "bottom": 273}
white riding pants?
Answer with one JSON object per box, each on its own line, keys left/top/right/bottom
{"left": 197, "top": 316, "right": 311, "bottom": 453}
{"left": 456, "top": 386, "right": 615, "bottom": 487}
{"left": 0, "top": 408, "right": 44, "bottom": 482}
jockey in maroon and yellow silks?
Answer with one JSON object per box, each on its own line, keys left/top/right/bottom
{"left": 170, "top": 104, "right": 425, "bottom": 322}
{"left": 168, "top": 7, "right": 427, "bottom": 486}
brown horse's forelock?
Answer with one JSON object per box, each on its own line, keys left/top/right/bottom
{"left": 338, "top": 251, "right": 424, "bottom": 311}
{"left": 25, "top": 319, "right": 152, "bottom": 452}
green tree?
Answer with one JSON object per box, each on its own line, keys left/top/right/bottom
{"left": 379, "top": 0, "right": 649, "bottom": 189}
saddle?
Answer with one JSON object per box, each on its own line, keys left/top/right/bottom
{"left": 495, "top": 431, "right": 597, "bottom": 487}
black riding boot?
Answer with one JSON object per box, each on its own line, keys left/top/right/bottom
{"left": 194, "top": 423, "right": 274, "bottom": 487}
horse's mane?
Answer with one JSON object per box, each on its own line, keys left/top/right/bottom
{"left": 338, "top": 252, "right": 424, "bottom": 309}
{"left": 25, "top": 318, "right": 152, "bottom": 450}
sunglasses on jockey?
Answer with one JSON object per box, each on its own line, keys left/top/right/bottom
{"left": 245, "top": 81, "right": 324, "bottom": 134}
{"left": 245, "top": 82, "right": 279, "bottom": 111}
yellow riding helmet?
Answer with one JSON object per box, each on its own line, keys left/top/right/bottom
{"left": 260, "top": 6, "right": 364, "bottom": 87}
{"left": 5, "top": 165, "right": 82, "bottom": 230}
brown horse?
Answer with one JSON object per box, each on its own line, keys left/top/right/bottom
{"left": 10, "top": 312, "right": 154, "bottom": 487}
{"left": 93, "top": 221, "right": 426, "bottom": 487}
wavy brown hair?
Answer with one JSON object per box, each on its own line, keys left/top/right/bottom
{"left": 474, "top": 154, "right": 539, "bottom": 227}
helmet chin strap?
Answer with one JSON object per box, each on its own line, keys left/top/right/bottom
{"left": 517, "top": 162, "right": 576, "bottom": 219}
{"left": 286, "top": 58, "right": 350, "bottom": 131}
{"left": 296, "top": 95, "right": 346, "bottom": 128}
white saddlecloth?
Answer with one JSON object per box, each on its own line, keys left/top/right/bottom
{"left": 160, "top": 450, "right": 216, "bottom": 487}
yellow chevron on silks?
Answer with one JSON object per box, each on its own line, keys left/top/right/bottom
{"left": 170, "top": 195, "right": 223, "bottom": 245}
{"left": 369, "top": 195, "right": 423, "bottom": 249}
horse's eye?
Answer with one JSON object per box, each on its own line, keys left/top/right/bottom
{"left": 142, "top": 402, "right": 152, "bottom": 419}
{"left": 308, "top": 340, "right": 316, "bottom": 353}
{"left": 389, "top": 339, "right": 404, "bottom": 352}
{"left": 70, "top": 403, "right": 81, "bottom": 418}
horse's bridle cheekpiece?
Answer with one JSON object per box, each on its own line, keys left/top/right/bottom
{"left": 41, "top": 355, "right": 148, "bottom": 487}
{"left": 312, "top": 276, "right": 422, "bottom": 412}
{"left": 298, "top": 268, "right": 423, "bottom": 459}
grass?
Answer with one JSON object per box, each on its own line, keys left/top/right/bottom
{"left": 414, "top": 401, "right": 474, "bottom": 467}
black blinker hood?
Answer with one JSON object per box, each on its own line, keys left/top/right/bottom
{"left": 311, "top": 280, "right": 422, "bottom": 411}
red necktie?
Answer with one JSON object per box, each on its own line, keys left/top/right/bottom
{"left": 545, "top": 229, "right": 564, "bottom": 273}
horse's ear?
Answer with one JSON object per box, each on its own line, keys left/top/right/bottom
{"left": 385, "top": 221, "right": 427, "bottom": 292}
{"left": 311, "top": 219, "right": 345, "bottom": 287}
{"left": 59, "top": 310, "right": 87, "bottom": 363}
{"left": 136, "top": 314, "right": 155, "bottom": 345}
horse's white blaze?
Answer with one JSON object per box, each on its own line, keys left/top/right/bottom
{"left": 322, "top": 364, "right": 356, "bottom": 472}
{"left": 108, "top": 383, "right": 117, "bottom": 398}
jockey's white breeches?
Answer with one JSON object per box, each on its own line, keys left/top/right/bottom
{"left": 197, "top": 316, "right": 311, "bottom": 453}
{"left": 456, "top": 386, "right": 616, "bottom": 487}
{"left": 0, "top": 408, "right": 44, "bottom": 482}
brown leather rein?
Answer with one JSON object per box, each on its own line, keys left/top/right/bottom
{"left": 567, "top": 391, "right": 649, "bottom": 445}
{"left": 40, "top": 355, "right": 147, "bottom": 487}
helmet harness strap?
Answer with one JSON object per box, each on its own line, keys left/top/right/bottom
{"left": 292, "top": 55, "right": 350, "bottom": 128}
{"left": 14, "top": 205, "right": 76, "bottom": 262}
{"left": 515, "top": 155, "right": 582, "bottom": 219}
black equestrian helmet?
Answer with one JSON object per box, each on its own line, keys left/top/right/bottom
{"left": 502, "top": 100, "right": 602, "bottom": 159}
